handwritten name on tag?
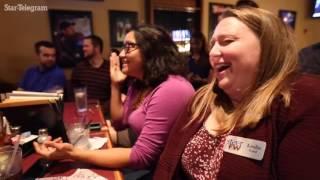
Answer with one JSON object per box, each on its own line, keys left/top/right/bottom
{"left": 223, "top": 135, "right": 266, "bottom": 160}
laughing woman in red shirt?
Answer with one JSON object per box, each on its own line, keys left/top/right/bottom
{"left": 155, "top": 8, "right": 320, "bottom": 180}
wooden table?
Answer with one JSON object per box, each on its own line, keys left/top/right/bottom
{"left": 0, "top": 99, "right": 57, "bottom": 108}
{"left": 22, "top": 102, "right": 123, "bottom": 180}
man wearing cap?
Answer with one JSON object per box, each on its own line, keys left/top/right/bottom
{"left": 19, "top": 40, "right": 66, "bottom": 92}
{"left": 54, "top": 21, "right": 84, "bottom": 68}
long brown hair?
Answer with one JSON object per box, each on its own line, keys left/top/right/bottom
{"left": 189, "top": 8, "right": 298, "bottom": 133}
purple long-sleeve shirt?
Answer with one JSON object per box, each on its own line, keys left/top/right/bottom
{"left": 120, "top": 75, "right": 194, "bottom": 169}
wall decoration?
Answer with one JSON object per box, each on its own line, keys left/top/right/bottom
{"left": 208, "top": 3, "right": 233, "bottom": 38}
{"left": 278, "top": 10, "right": 297, "bottom": 30}
{"left": 108, "top": 10, "right": 138, "bottom": 47}
{"left": 49, "top": 10, "right": 93, "bottom": 68}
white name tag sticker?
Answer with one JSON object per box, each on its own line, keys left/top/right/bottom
{"left": 223, "top": 135, "right": 266, "bottom": 160}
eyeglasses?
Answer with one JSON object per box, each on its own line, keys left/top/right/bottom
{"left": 122, "top": 42, "right": 139, "bottom": 54}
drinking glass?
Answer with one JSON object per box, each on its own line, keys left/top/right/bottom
{"left": 0, "top": 146, "right": 22, "bottom": 180}
{"left": 66, "top": 122, "right": 90, "bottom": 150}
{"left": 10, "top": 126, "right": 21, "bottom": 137}
{"left": 74, "top": 87, "right": 88, "bottom": 115}
{"left": 0, "top": 118, "right": 5, "bottom": 146}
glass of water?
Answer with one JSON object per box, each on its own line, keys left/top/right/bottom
{"left": 66, "top": 122, "right": 90, "bottom": 150}
{"left": 0, "top": 146, "right": 22, "bottom": 180}
{"left": 74, "top": 87, "right": 88, "bottom": 115}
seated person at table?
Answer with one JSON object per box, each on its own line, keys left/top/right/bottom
{"left": 33, "top": 25, "right": 195, "bottom": 172}
{"left": 70, "top": 35, "right": 110, "bottom": 114}
{"left": 19, "top": 41, "right": 65, "bottom": 92}
{"left": 186, "top": 31, "right": 212, "bottom": 90}
{"left": 154, "top": 8, "right": 320, "bottom": 179}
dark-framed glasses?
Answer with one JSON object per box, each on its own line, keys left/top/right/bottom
{"left": 123, "top": 42, "right": 139, "bottom": 53}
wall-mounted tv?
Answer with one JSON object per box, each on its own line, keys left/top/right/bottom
{"left": 312, "top": 0, "right": 320, "bottom": 18}
{"left": 171, "top": 29, "right": 191, "bottom": 53}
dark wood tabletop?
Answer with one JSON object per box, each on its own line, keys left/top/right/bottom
{"left": 22, "top": 101, "right": 123, "bottom": 180}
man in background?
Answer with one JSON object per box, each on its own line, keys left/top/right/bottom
{"left": 299, "top": 42, "right": 320, "bottom": 74}
{"left": 17, "top": 41, "right": 66, "bottom": 138}
{"left": 71, "top": 35, "right": 111, "bottom": 115}
{"left": 19, "top": 40, "right": 65, "bottom": 92}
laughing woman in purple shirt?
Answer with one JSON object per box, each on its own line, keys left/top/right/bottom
{"left": 34, "top": 25, "right": 194, "bottom": 172}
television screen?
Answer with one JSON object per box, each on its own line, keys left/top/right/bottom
{"left": 171, "top": 29, "right": 191, "bottom": 53}
{"left": 312, "top": 0, "right": 320, "bottom": 18}
{"left": 172, "top": 29, "right": 191, "bottom": 42}
{"left": 278, "top": 10, "right": 296, "bottom": 29}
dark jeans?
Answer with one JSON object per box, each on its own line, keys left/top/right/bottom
{"left": 122, "top": 168, "right": 153, "bottom": 180}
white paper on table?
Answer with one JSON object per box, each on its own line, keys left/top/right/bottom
{"left": 19, "top": 134, "right": 38, "bottom": 145}
{"left": 36, "top": 168, "right": 108, "bottom": 180}
{"left": 89, "top": 137, "right": 108, "bottom": 150}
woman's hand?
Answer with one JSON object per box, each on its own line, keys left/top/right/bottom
{"left": 110, "top": 52, "right": 127, "bottom": 86}
{"left": 33, "top": 137, "right": 74, "bottom": 161}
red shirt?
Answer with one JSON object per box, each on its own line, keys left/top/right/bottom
{"left": 154, "top": 74, "right": 320, "bottom": 180}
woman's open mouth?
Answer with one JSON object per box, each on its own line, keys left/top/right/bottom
{"left": 215, "top": 63, "right": 231, "bottom": 73}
